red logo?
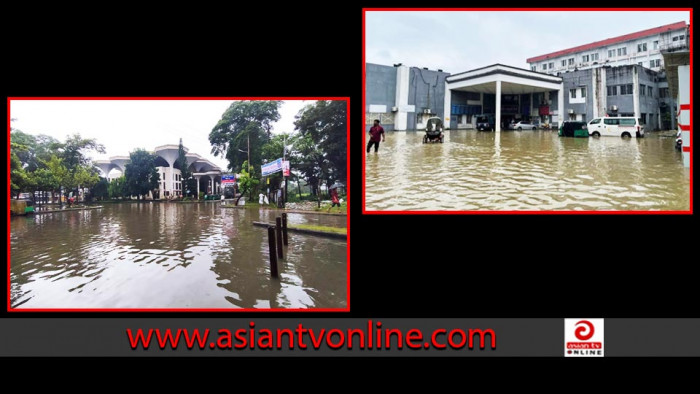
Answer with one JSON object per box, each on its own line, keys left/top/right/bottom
{"left": 574, "top": 320, "right": 595, "bottom": 340}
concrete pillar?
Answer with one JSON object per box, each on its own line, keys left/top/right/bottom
{"left": 195, "top": 176, "right": 200, "bottom": 198}
{"left": 592, "top": 68, "right": 598, "bottom": 119}
{"left": 558, "top": 87, "right": 564, "bottom": 126}
{"left": 495, "top": 80, "right": 502, "bottom": 132}
{"left": 632, "top": 66, "right": 640, "bottom": 119}
{"left": 208, "top": 175, "right": 215, "bottom": 194}
{"left": 443, "top": 82, "right": 452, "bottom": 130}
{"left": 395, "top": 65, "right": 410, "bottom": 130}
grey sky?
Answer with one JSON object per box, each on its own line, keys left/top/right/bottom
{"left": 366, "top": 10, "right": 690, "bottom": 72}
{"left": 10, "top": 99, "right": 313, "bottom": 172}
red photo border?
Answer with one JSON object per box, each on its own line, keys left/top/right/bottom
{"left": 362, "top": 8, "right": 693, "bottom": 215}
{"left": 7, "top": 96, "right": 351, "bottom": 312}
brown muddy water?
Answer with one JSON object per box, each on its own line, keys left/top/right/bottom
{"left": 10, "top": 203, "right": 347, "bottom": 309}
{"left": 365, "top": 130, "right": 690, "bottom": 211}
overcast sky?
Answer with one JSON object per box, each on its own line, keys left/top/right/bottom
{"left": 10, "top": 99, "right": 313, "bottom": 172}
{"left": 366, "top": 10, "right": 690, "bottom": 72}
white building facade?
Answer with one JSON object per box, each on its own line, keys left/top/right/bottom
{"left": 527, "top": 21, "right": 688, "bottom": 75}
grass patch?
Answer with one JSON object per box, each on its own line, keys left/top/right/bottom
{"left": 291, "top": 224, "right": 347, "bottom": 235}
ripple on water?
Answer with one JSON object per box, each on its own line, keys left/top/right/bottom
{"left": 365, "top": 131, "right": 689, "bottom": 211}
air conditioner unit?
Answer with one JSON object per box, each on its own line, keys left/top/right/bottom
{"left": 568, "top": 109, "right": 575, "bottom": 114}
{"left": 611, "top": 105, "right": 618, "bottom": 111}
{"left": 391, "top": 106, "right": 398, "bottom": 112}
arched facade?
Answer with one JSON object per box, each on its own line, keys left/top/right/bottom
{"left": 95, "top": 145, "right": 223, "bottom": 198}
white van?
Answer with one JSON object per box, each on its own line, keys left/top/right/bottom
{"left": 587, "top": 117, "right": 644, "bottom": 138}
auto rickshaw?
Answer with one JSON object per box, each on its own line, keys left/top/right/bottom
{"left": 423, "top": 117, "right": 444, "bottom": 143}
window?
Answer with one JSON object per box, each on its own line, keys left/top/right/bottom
{"left": 654, "top": 59, "right": 661, "bottom": 67}
{"left": 640, "top": 84, "right": 645, "bottom": 96}
{"left": 568, "top": 58, "right": 574, "bottom": 65}
{"left": 673, "top": 36, "right": 679, "bottom": 41}
{"left": 604, "top": 118, "right": 620, "bottom": 125}
{"left": 680, "top": 35, "right": 685, "bottom": 40}
{"left": 653, "top": 40, "right": 659, "bottom": 50}
{"left": 531, "top": 66, "right": 536, "bottom": 71}
{"left": 637, "top": 43, "right": 647, "bottom": 52}
{"left": 640, "top": 114, "right": 647, "bottom": 124}
{"left": 648, "top": 86, "right": 653, "bottom": 97}
{"left": 607, "top": 86, "right": 617, "bottom": 96}
{"left": 582, "top": 54, "right": 590, "bottom": 62}
{"left": 620, "top": 118, "right": 636, "bottom": 126}
{"left": 542, "top": 63, "right": 547, "bottom": 70}
{"left": 562, "top": 60, "right": 566, "bottom": 67}
{"left": 620, "top": 84, "right": 633, "bottom": 95}
{"left": 570, "top": 89, "right": 577, "bottom": 98}
{"left": 659, "top": 87, "right": 669, "bottom": 98}
{"left": 608, "top": 49, "right": 615, "bottom": 58}
{"left": 590, "top": 118, "right": 601, "bottom": 124}
{"left": 592, "top": 53, "right": 599, "bottom": 61}
{"left": 581, "top": 87, "right": 586, "bottom": 98}
{"left": 638, "top": 62, "right": 643, "bottom": 67}
{"left": 618, "top": 47, "right": 627, "bottom": 56}
{"left": 548, "top": 62, "right": 554, "bottom": 69}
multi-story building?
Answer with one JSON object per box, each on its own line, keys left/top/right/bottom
{"left": 365, "top": 21, "right": 688, "bottom": 131}
{"left": 526, "top": 21, "right": 689, "bottom": 129}
{"left": 526, "top": 21, "right": 688, "bottom": 75}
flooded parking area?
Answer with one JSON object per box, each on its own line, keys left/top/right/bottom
{"left": 365, "top": 130, "right": 690, "bottom": 211}
{"left": 10, "top": 203, "right": 347, "bottom": 309}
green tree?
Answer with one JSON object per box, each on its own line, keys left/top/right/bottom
{"left": 209, "top": 100, "right": 281, "bottom": 173}
{"left": 71, "top": 164, "right": 100, "bottom": 202}
{"left": 92, "top": 178, "right": 110, "bottom": 201}
{"left": 294, "top": 100, "right": 347, "bottom": 184}
{"left": 124, "top": 149, "right": 160, "bottom": 201}
{"left": 176, "top": 138, "right": 198, "bottom": 198}
{"left": 44, "top": 155, "right": 70, "bottom": 207}
{"left": 11, "top": 130, "right": 61, "bottom": 172}
{"left": 288, "top": 132, "right": 326, "bottom": 203}
{"left": 234, "top": 160, "right": 259, "bottom": 206}
{"left": 60, "top": 134, "right": 106, "bottom": 171}
{"left": 109, "top": 176, "right": 128, "bottom": 199}
{"left": 10, "top": 142, "right": 33, "bottom": 198}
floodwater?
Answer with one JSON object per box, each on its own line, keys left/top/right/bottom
{"left": 365, "top": 130, "right": 690, "bottom": 211}
{"left": 10, "top": 203, "right": 347, "bottom": 309}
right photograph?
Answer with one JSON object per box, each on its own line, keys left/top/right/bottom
{"left": 363, "top": 9, "right": 692, "bottom": 213}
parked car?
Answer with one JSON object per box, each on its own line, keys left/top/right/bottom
{"left": 512, "top": 121, "right": 537, "bottom": 131}
{"left": 587, "top": 117, "right": 644, "bottom": 138}
{"left": 476, "top": 114, "right": 495, "bottom": 131}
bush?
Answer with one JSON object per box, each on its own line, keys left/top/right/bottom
{"left": 199, "top": 191, "right": 204, "bottom": 200}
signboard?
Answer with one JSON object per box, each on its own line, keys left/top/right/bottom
{"left": 282, "top": 160, "right": 290, "bottom": 176}
{"left": 221, "top": 174, "right": 236, "bottom": 185}
{"left": 399, "top": 104, "right": 415, "bottom": 112}
{"left": 261, "top": 158, "right": 283, "bottom": 176}
{"left": 369, "top": 104, "right": 387, "bottom": 113}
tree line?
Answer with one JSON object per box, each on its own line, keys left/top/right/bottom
{"left": 208, "top": 100, "right": 347, "bottom": 201}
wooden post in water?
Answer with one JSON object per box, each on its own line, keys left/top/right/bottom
{"left": 281, "top": 213, "right": 288, "bottom": 245}
{"left": 275, "top": 217, "right": 283, "bottom": 258}
{"left": 267, "top": 226, "right": 278, "bottom": 278}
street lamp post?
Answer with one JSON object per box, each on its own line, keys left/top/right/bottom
{"left": 237, "top": 134, "right": 250, "bottom": 173}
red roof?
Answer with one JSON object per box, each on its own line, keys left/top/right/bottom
{"left": 526, "top": 21, "right": 687, "bottom": 63}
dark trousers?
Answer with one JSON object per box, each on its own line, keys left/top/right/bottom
{"left": 367, "top": 140, "right": 380, "bottom": 153}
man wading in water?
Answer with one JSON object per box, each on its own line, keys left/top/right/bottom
{"left": 367, "top": 119, "right": 385, "bottom": 154}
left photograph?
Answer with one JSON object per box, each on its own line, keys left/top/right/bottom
{"left": 8, "top": 98, "right": 349, "bottom": 311}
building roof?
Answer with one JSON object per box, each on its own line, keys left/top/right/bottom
{"left": 526, "top": 21, "right": 687, "bottom": 63}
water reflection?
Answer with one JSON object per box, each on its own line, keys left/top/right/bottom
{"left": 10, "top": 203, "right": 347, "bottom": 309}
{"left": 366, "top": 130, "right": 689, "bottom": 211}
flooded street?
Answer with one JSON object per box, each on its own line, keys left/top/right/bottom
{"left": 365, "top": 130, "right": 690, "bottom": 211}
{"left": 10, "top": 203, "right": 347, "bottom": 309}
